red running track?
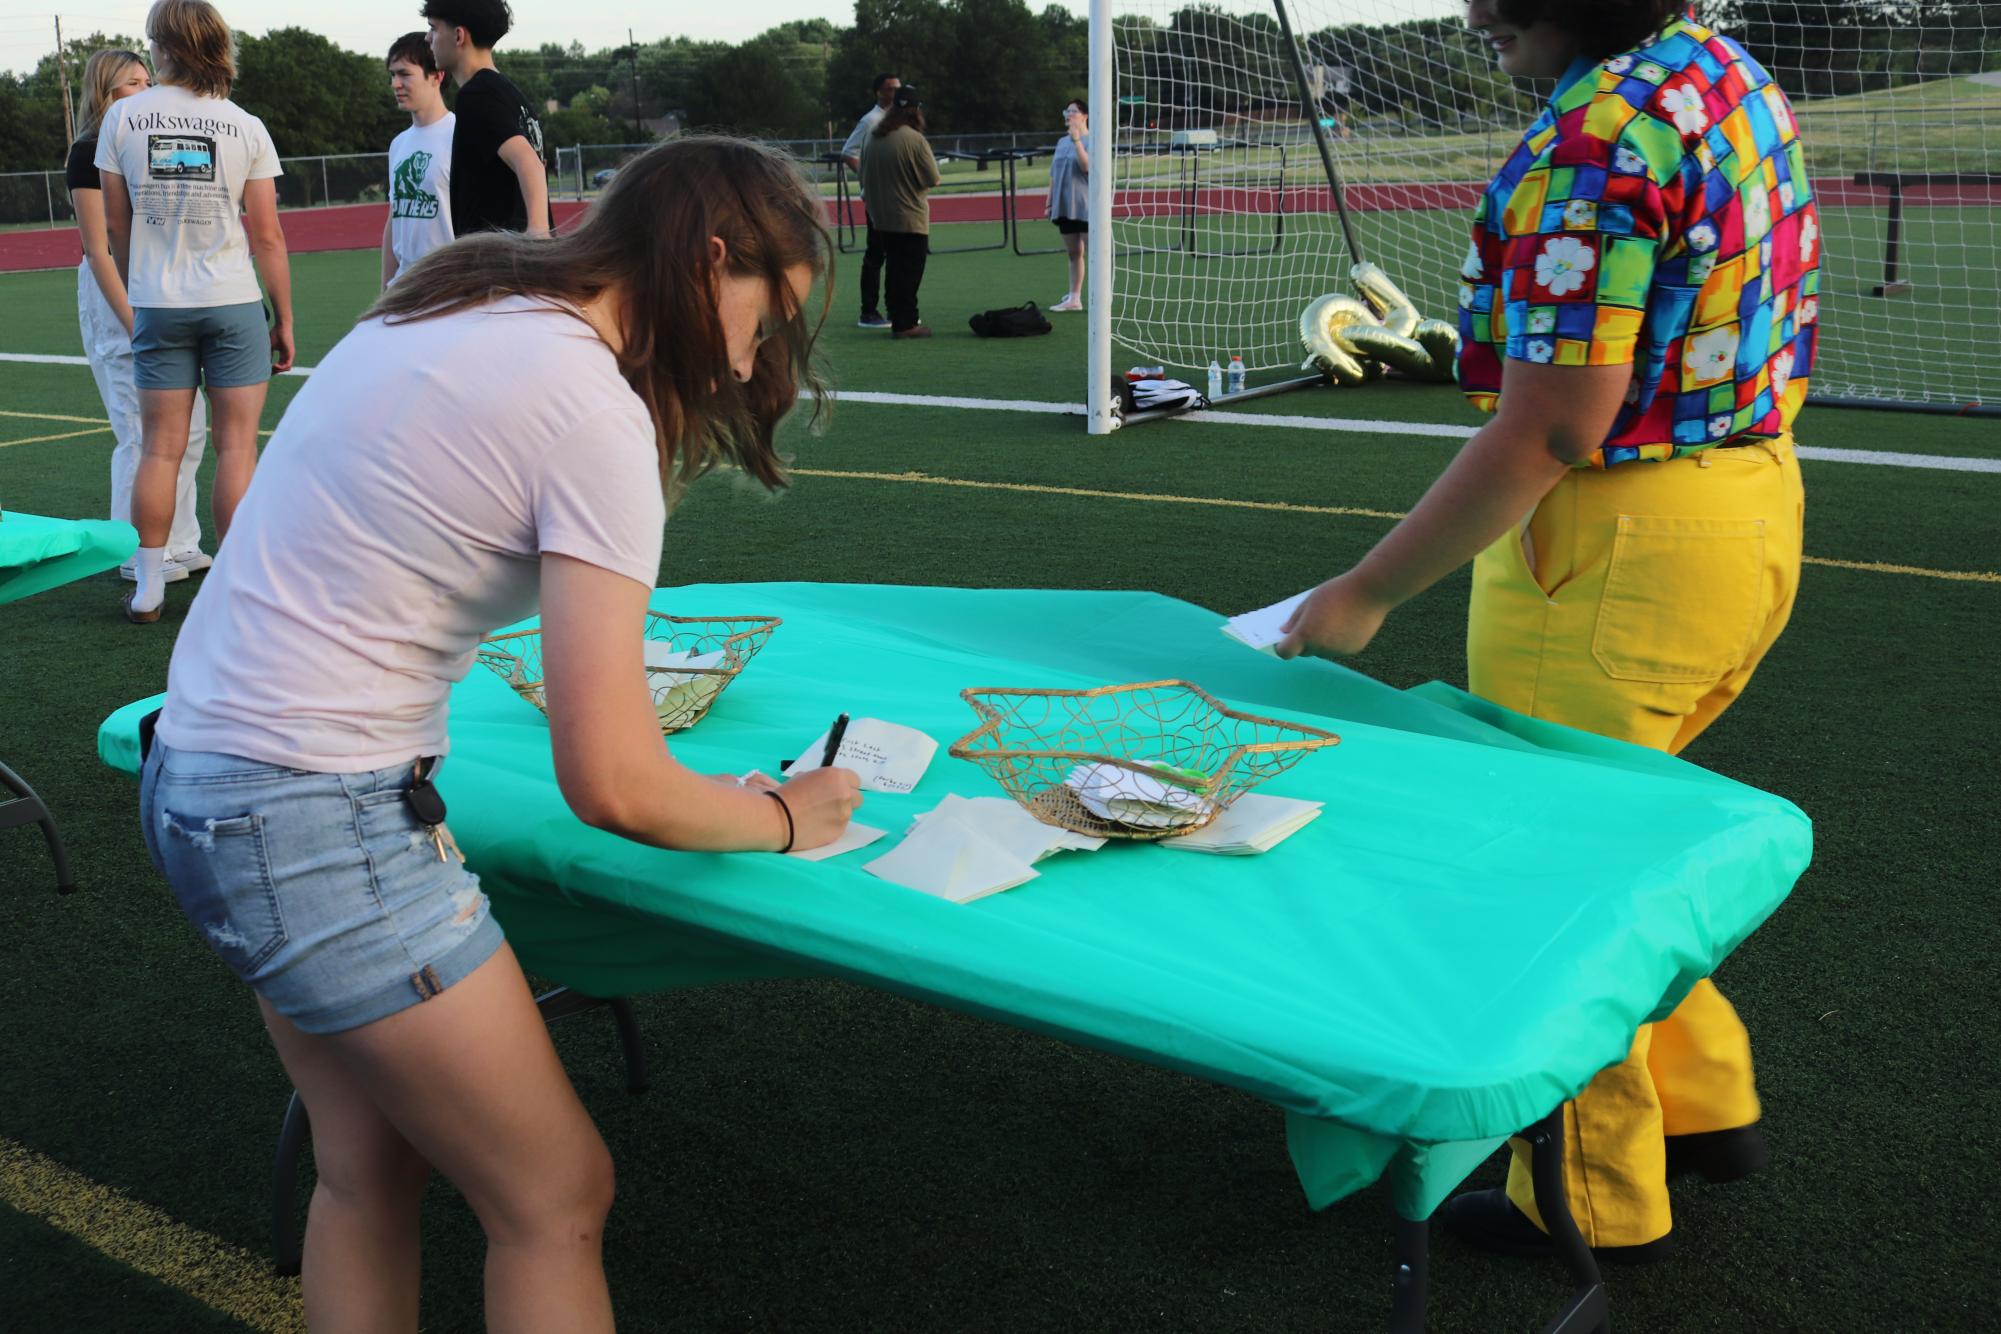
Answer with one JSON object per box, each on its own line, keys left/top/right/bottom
{"left": 4, "top": 177, "right": 1993, "bottom": 272}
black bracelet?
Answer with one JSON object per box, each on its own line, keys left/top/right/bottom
{"left": 765, "top": 789, "right": 794, "bottom": 854}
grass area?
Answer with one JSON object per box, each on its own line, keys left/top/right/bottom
{"left": 2, "top": 238, "right": 1998, "bottom": 1333}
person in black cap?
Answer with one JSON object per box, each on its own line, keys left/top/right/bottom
{"left": 858, "top": 84, "right": 940, "bottom": 339}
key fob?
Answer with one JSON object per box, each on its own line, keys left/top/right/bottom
{"left": 405, "top": 757, "right": 447, "bottom": 825}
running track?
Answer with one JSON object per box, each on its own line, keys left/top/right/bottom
{"left": 3, "top": 177, "right": 1993, "bottom": 272}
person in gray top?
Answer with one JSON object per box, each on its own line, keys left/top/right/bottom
{"left": 1046, "top": 98, "right": 1092, "bottom": 312}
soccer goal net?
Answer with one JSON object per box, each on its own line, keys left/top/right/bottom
{"left": 1085, "top": 0, "right": 2001, "bottom": 431}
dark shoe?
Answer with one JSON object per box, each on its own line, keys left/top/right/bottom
{"left": 1665, "top": 1124, "right": 1769, "bottom": 1184}
{"left": 892, "top": 324, "right": 933, "bottom": 339}
{"left": 122, "top": 591, "right": 162, "bottom": 624}
{"left": 856, "top": 312, "right": 890, "bottom": 329}
{"left": 1439, "top": 1189, "right": 1673, "bottom": 1265}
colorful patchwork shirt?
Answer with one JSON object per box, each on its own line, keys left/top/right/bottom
{"left": 1457, "top": 18, "right": 1821, "bottom": 466}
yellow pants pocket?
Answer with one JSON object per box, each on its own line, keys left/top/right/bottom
{"left": 1591, "top": 515, "right": 1766, "bottom": 684}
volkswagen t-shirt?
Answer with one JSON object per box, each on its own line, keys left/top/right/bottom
{"left": 387, "top": 113, "right": 455, "bottom": 277}
{"left": 449, "top": 69, "right": 548, "bottom": 235}
{"left": 94, "top": 83, "right": 281, "bottom": 308}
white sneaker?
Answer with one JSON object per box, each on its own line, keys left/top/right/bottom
{"left": 168, "top": 548, "right": 212, "bottom": 574}
{"left": 119, "top": 554, "right": 189, "bottom": 583}
{"left": 1050, "top": 295, "right": 1083, "bottom": 313}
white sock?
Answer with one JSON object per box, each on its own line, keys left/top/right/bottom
{"left": 132, "top": 545, "right": 167, "bottom": 613}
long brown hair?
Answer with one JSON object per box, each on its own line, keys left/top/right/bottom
{"left": 78, "top": 48, "right": 146, "bottom": 139}
{"left": 147, "top": 0, "right": 235, "bottom": 97}
{"left": 875, "top": 106, "right": 927, "bottom": 138}
{"left": 367, "top": 136, "right": 831, "bottom": 501}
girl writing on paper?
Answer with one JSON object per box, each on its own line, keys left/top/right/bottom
{"left": 1278, "top": 0, "right": 1816, "bottom": 1262}
{"left": 138, "top": 137, "right": 862, "bottom": 1330}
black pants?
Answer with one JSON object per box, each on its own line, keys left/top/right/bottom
{"left": 860, "top": 218, "right": 888, "bottom": 318}
{"left": 879, "top": 230, "right": 929, "bottom": 332}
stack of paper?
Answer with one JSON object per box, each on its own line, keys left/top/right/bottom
{"left": 1066, "top": 761, "right": 1215, "bottom": 830}
{"left": 910, "top": 794, "right": 1106, "bottom": 864}
{"left": 1160, "top": 793, "right": 1323, "bottom": 855}
{"left": 1221, "top": 589, "right": 1312, "bottom": 654}
{"left": 864, "top": 801, "right": 1040, "bottom": 903}
{"left": 643, "top": 644, "right": 729, "bottom": 720}
{"left": 786, "top": 821, "right": 888, "bottom": 862}
{"left": 787, "top": 717, "right": 938, "bottom": 794}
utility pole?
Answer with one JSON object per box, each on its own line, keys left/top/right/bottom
{"left": 54, "top": 16, "right": 75, "bottom": 143}
{"left": 628, "top": 28, "right": 642, "bottom": 141}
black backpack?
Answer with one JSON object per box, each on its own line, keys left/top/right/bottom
{"left": 969, "top": 302, "right": 1053, "bottom": 338}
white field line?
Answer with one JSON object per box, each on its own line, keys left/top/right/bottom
{"left": 2, "top": 352, "right": 1996, "bottom": 472}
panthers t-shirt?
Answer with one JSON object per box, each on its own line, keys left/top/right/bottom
{"left": 449, "top": 69, "right": 547, "bottom": 235}
{"left": 387, "top": 113, "right": 455, "bottom": 277}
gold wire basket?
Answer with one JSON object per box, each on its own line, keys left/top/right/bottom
{"left": 948, "top": 680, "right": 1340, "bottom": 841}
{"left": 477, "top": 614, "right": 781, "bottom": 733}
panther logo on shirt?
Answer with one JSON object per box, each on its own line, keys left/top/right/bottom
{"left": 392, "top": 149, "right": 440, "bottom": 219}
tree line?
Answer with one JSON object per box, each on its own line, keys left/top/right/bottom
{"left": 2, "top": 1, "right": 1993, "bottom": 175}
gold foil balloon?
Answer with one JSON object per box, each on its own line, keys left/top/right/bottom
{"left": 1298, "top": 265, "right": 1460, "bottom": 387}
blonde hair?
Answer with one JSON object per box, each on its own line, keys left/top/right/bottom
{"left": 78, "top": 48, "right": 147, "bottom": 138}
{"left": 146, "top": 0, "right": 235, "bottom": 97}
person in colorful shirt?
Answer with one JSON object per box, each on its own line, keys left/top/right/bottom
{"left": 1278, "top": 0, "right": 1814, "bottom": 1260}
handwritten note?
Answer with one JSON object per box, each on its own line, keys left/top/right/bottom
{"left": 786, "top": 717, "right": 937, "bottom": 795}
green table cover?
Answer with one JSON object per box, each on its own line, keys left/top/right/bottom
{"left": 0, "top": 510, "right": 137, "bottom": 605}
{"left": 99, "top": 583, "right": 1810, "bottom": 1219}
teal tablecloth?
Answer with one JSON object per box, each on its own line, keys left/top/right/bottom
{"left": 0, "top": 510, "right": 136, "bottom": 605}
{"left": 100, "top": 583, "right": 1811, "bottom": 1219}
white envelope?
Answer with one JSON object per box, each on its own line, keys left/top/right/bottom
{"left": 1066, "top": 761, "right": 1215, "bottom": 829}
{"left": 864, "top": 805, "right": 1038, "bottom": 903}
{"left": 1221, "top": 589, "right": 1312, "bottom": 654}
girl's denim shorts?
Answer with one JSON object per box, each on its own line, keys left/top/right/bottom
{"left": 140, "top": 741, "right": 504, "bottom": 1034}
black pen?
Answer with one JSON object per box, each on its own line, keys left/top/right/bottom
{"left": 820, "top": 713, "right": 850, "bottom": 769}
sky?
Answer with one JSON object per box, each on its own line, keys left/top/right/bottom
{"left": 2, "top": 1, "right": 1461, "bottom": 79}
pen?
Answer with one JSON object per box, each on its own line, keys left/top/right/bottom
{"left": 820, "top": 713, "right": 850, "bottom": 769}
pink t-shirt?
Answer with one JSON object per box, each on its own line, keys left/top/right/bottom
{"left": 159, "top": 297, "right": 666, "bottom": 771}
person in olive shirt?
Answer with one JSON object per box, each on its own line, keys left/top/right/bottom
{"left": 422, "top": 0, "right": 549, "bottom": 236}
{"left": 857, "top": 85, "right": 940, "bottom": 339}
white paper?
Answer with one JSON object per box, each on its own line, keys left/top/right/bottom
{"left": 864, "top": 805, "right": 1038, "bottom": 903}
{"left": 1162, "top": 793, "right": 1323, "bottom": 855}
{"left": 786, "top": 821, "right": 888, "bottom": 862}
{"left": 1066, "top": 761, "right": 1215, "bottom": 830}
{"left": 644, "top": 646, "right": 729, "bottom": 720}
{"left": 787, "top": 717, "right": 938, "bottom": 795}
{"left": 1221, "top": 589, "right": 1313, "bottom": 655}
{"left": 912, "top": 794, "right": 1106, "bottom": 864}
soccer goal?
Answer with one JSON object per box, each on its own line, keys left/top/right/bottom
{"left": 1084, "top": 1, "right": 2001, "bottom": 432}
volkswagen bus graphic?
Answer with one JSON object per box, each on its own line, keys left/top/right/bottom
{"left": 148, "top": 135, "right": 216, "bottom": 180}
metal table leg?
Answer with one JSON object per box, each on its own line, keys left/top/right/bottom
{"left": 0, "top": 758, "right": 77, "bottom": 893}
{"left": 1388, "top": 1213, "right": 1429, "bottom": 1333}
{"left": 1525, "top": 1110, "right": 1611, "bottom": 1334}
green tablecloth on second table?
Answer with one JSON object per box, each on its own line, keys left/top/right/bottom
{"left": 99, "top": 582, "right": 1811, "bottom": 1220}
{"left": 0, "top": 510, "right": 136, "bottom": 605}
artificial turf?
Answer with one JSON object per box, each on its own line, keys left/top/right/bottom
{"left": 1, "top": 234, "right": 1996, "bottom": 1332}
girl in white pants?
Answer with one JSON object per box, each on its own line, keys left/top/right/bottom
{"left": 67, "top": 47, "right": 210, "bottom": 580}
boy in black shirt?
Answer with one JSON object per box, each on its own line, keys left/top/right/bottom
{"left": 423, "top": 0, "right": 550, "bottom": 236}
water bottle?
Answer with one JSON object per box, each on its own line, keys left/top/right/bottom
{"left": 1207, "top": 360, "right": 1223, "bottom": 401}
{"left": 1227, "top": 354, "right": 1246, "bottom": 396}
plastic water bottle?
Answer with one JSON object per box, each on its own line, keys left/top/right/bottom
{"left": 1227, "top": 354, "right": 1246, "bottom": 396}
{"left": 1207, "top": 360, "right": 1223, "bottom": 401}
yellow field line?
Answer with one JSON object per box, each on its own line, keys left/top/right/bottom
{"left": 0, "top": 1136, "right": 304, "bottom": 1332}
{"left": 793, "top": 467, "right": 2001, "bottom": 585}
{"left": 0, "top": 425, "right": 111, "bottom": 448}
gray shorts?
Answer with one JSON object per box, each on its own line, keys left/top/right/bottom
{"left": 131, "top": 301, "right": 271, "bottom": 390}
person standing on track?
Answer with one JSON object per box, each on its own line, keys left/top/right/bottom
{"left": 65, "top": 46, "right": 213, "bottom": 588}
{"left": 1279, "top": 0, "right": 1818, "bottom": 1262}
{"left": 424, "top": 0, "right": 550, "bottom": 237}
{"left": 137, "top": 137, "right": 861, "bottom": 1331}
{"left": 380, "top": 31, "right": 456, "bottom": 288}
{"left": 842, "top": 71, "right": 900, "bottom": 329}
{"left": 858, "top": 84, "right": 940, "bottom": 341}
{"left": 96, "top": 0, "right": 294, "bottom": 624}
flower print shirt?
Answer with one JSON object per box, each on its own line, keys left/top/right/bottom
{"left": 1457, "top": 17, "right": 1821, "bottom": 466}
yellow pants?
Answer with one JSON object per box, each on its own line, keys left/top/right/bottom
{"left": 1466, "top": 434, "right": 1805, "bottom": 1247}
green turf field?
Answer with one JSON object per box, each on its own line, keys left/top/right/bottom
{"left": 2, "top": 233, "right": 1996, "bottom": 1333}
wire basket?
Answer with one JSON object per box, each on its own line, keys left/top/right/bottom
{"left": 477, "top": 614, "right": 781, "bottom": 733}
{"left": 948, "top": 680, "right": 1340, "bottom": 840}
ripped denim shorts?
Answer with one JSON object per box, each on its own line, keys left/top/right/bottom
{"left": 139, "top": 741, "right": 504, "bottom": 1034}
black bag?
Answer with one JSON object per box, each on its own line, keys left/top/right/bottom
{"left": 968, "top": 302, "right": 1053, "bottom": 338}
